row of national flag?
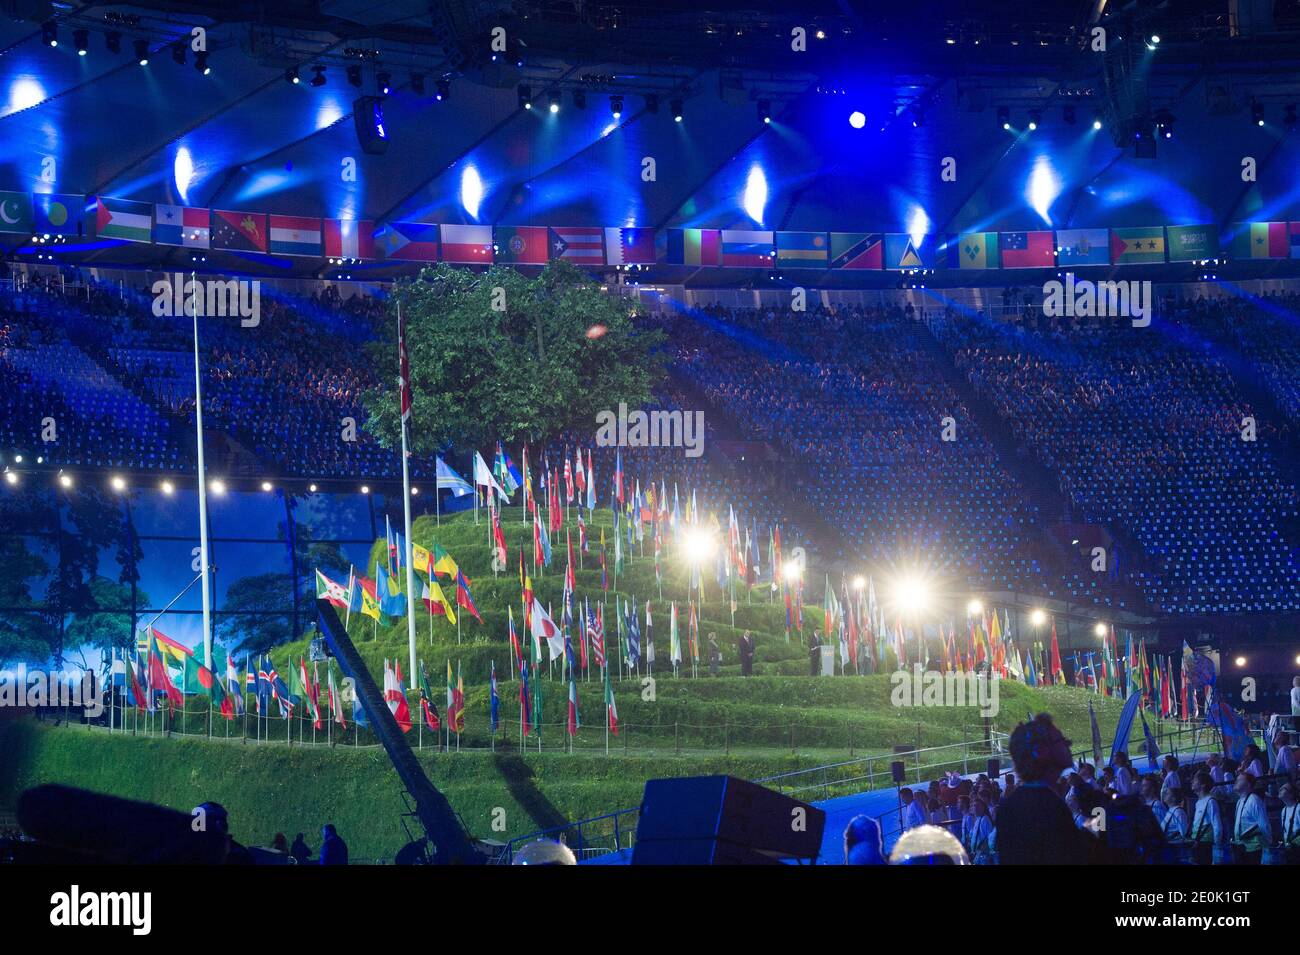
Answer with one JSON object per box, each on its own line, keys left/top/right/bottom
{"left": 5, "top": 188, "right": 1299, "bottom": 269}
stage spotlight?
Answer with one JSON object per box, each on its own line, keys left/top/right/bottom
{"left": 1234, "top": 655, "right": 1246, "bottom": 667}
{"left": 411, "top": 486, "right": 419, "bottom": 496}
{"left": 967, "top": 599, "right": 983, "bottom": 616}
{"left": 573, "top": 90, "right": 586, "bottom": 109}
{"left": 58, "top": 473, "right": 73, "bottom": 488}
{"left": 286, "top": 66, "right": 300, "bottom": 84}
{"left": 782, "top": 560, "right": 802, "bottom": 583}
{"left": 74, "top": 29, "right": 88, "bottom": 56}
{"left": 1155, "top": 109, "right": 1174, "bottom": 139}
{"left": 1030, "top": 608, "right": 1047, "bottom": 627}
{"left": 910, "top": 108, "right": 924, "bottom": 127}
{"left": 377, "top": 71, "right": 391, "bottom": 95}
{"left": 261, "top": 481, "right": 273, "bottom": 492}
{"left": 1028, "top": 110, "right": 1040, "bottom": 130}
{"left": 11, "top": 456, "right": 20, "bottom": 464}
{"left": 1063, "top": 104, "right": 1076, "bottom": 125}
{"left": 309, "top": 65, "right": 325, "bottom": 87}
{"left": 1146, "top": 34, "right": 1160, "bottom": 50}
{"left": 893, "top": 575, "right": 930, "bottom": 615}
{"left": 3, "top": 471, "right": 17, "bottom": 486}
{"left": 161, "top": 480, "right": 174, "bottom": 495}
{"left": 360, "top": 484, "right": 370, "bottom": 494}
{"left": 610, "top": 95, "right": 623, "bottom": 118}
{"left": 106, "top": 31, "right": 121, "bottom": 54}
{"left": 757, "top": 99, "right": 771, "bottom": 124}
{"left": 849, "top": 110, "right": 866, "bottom": 129}
{"left": 1252, "top": 101, "right": 1264, "bottom": 126}
{"left": 42, "top": 20, "right": 57, "bottom": 47}
{"left": 998, "top": 106, "right": 1010, "bottom": 130}
{"left": 173, "top": 44, "right": 186, "bottom": 66}
{"left": 683, "top": 529, "right": 717, "bottom": 564}
{"left": 347, "top": 64, "right": 362, "bottom": 88}
{"left": 110, "top": 475, "right": 126, "bottom": 492}
{"left": 196, "top": 51, "right": 211, "bottom": 75}
{"left": 1092, "top": 111, "right": 1103, "bottom": 130}
{"left": 308, "top": 483, "right": 318, "bottom": 493}
{"left": 411, "top": 72, "right": 425, "bottom": 95}
{"left": 1093, "top": 622, "right": 1107, "bottom": 637}
{"left": 853, "top": 575, "right": 866, "bottom": 590}
{"left": 134, "top": 38, "right": 149, "bottom": 65}
{"left": 671, "top": 98, "right": 683, "bottom": 122}
{"left": 518, "top": 85, "right": 532, "bottom": 109}
{"left": 210, "top": 479, "right": 226, "bottom": 495}
{"left": 645, "top": 93, "right": 659, "bottom": 114}
{"left": 548, "top": 90, "right": 561, "bottom": 113}
{"left": 436, "top": 79, "right": 450, "bottom": 101}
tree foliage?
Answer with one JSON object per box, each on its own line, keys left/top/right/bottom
{"left": 362, "top": 261, "right": 667, "bottom": 454}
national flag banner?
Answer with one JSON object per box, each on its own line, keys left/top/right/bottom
{"left": 548, "top": 225, "right": 605, "bottom": 264}
{"left": 829, "top": 232, "right": 883, "bottom": 270}
{"left": 323, "top": 218, "right": 375, "bottom": 259}
{"left": 884, "top": 233, "right": 930, "bottom": 270}
{"left": 268, "top": 214, "right": 322, "bottom": 257}
{"left": 999, "top": 230, "right": 1054, "bottom": 268}
{"left": 315, "top": 570, "right": 350, "bottom": 608}
{"left": 1055, "top": 228, "right": 1110, "bottom": 266}
{"left": 604, "top": 227, "right": 656, "bottom": 264}
{"left": 1165, "top": 224, "right": 1218, "bottom": 262}
{"left": 1231, "top": 221, "right": 1289, "bottom": 259}
{"left": 0, "top": 191, "right": 34, "bottom": 234}
{"left": 665, "top": 228, "right": 721, "bottom": 266}
{"left": 1110, "top": 226, "right": 1165, "bottom": 265}
{"left": 948, "top": 231, "right": 999, "bottom": 269}
{"left": 154, "top": 204, "right": 210, "bottom": 247}
{"left": 774, "top": 231, "right": 829, "bottom": 268}
{"left": 92, "top": 196, "right": 152, "bottom": 243}
{"left": 1290, "top": 221, "right": 1300, "bottom": 259}
{"left": 494, "top": 225, "right": 550, "bottom": 265}
{"left": 33, "top": 193, "right": 85, "bottom": 236}
{"left": 211, "top": 209, "right": 268, "bottom": 252}
{"left": 377, "top": 221, "right": 441, "bottom": 262}
{"left": 439, "top": 223, "right": 493, "bottom": 264}
{"left": 720, "top": 229, "right": 775, "bottom": 268}
{"left": 143, "top": 626, "right": 193, "bottom": 665}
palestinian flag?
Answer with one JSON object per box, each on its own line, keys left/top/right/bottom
{"left": 93, "top": 196, "right": 152, "bottom": 243}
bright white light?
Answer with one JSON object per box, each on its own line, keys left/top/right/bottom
{"left": 1234, "top": 656, "right": 1246, "bottom": 667}
{"left": 683, "top": 529, "right": 717, "bottom": 564}
{"left": 853, "top": 575, "right": 866, "bottom": 590}
{"left": 260, "top": 481, "right": 273, "bottom": 492}
{"left": 4, "top": 471, "right": 17, "bottom": 486}
{"left": 360, "top": 485, "right": 370, "bottom": 495}
{"left": 849, "top": 110, "right": 866, "bottom": 129}
{"left": 894, "top": 575, "right": 930, "bottom": 615}
{"left": 209, "top": 479, "right": 226, "bottom": 495}
{"left": 111, "top": 475, "right": 126, "bottom": 491}
{"left": 308, "top": 483, "right": 318, "bottom": 493}
{"left": 460, "top": 165, "right": 484, "bottom": 219}
{"left": 161, "top": 480, "right": 174, "bottom": 495}
{"left": 967, "top": 599, "right": 984, "bottom": 616}
{"left": 7, "top": 78, "right": 46, "bottom": 114}
{"left": 906, "top": 205, "right": 930, "bottom": 248}
{"left": 783, "top": 560, "right": 803, "bottom": 583}
{"left": 1027, "top": 154, "right": 1062, "bottom": 224}
{"left": 174, "top": 147, "right": 194, "bottom": 203}
{"left": 59, "top": 474, "right": 72, "bottom": 488}
{"left": 743, "top": 164, "right": 768, "bottom": 225}
{"left": 411, "top": 486, "right": 419, "bottom": 496}
{"left": 1030, "top": 608, "right": 1047, "bottom": 627}
{"left": 1093, "top": 622, "right": 1107, "bottom": 637}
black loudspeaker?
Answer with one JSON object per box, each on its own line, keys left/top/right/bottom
{"left": 891, "top": 761, "right": 906, "bottom": 783}
{"left": 987, "top": 758, "right": 1001, "bottom": 779}
{"left": 353, "top": 96, "right": 389, "bottom": 155}
{"left": 631, "top": 775, "right": 825, "bottom": 865}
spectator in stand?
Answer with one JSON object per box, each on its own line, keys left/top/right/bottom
{"left": 899, "top": 788, "right": 926, "bottom": 831}
{"left": 997, "top": 714, "right": 1087, "bottom": 865}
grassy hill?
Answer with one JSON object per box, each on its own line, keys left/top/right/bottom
{"left": 0, "top": 506, "right": 1181, "bottom": 860}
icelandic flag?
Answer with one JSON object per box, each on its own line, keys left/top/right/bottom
{"left": 438, "top": 224, "right": 493, "bottom": 263}
{"left": 268, "top": 214, "right": 322, "bottom": 256}
{"left": 155, "top": 204, "right": 210, "bottom": 248}
{"left": 378, "top": 221, "right": 441, "bottom": 262}
{"left": 604, "top": 227, "right": 656, "bottom": 264}
{"left": 323, "top": 218, "right": 375, "bottom": 259}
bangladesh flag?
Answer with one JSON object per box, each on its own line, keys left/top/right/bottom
{"left": 1110, "top": 227, "right": 1165, "bottom": 264}
{"left": 0, "top": 191, "right": 34, "bottom": 234}
{"left": 1165, "top": 224, "right": 1218, "bottom": 262}
{"left": 93, "top": 196, "right": 152, "bottom": 243}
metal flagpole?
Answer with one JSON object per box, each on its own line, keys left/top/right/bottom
{"left": 398, "top": 302, "right": 419, "bottom": 688}
{"left": 189, "top": 272, "right": 214, "bottom": 740}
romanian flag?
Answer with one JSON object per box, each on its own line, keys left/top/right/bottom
{"left": 666, "top": 228, "right": 721, "bottom": 266}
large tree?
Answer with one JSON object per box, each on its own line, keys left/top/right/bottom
{"left": 63, "top": 575, "right": 152, "bottom": 667}
{"left": 362, "top": 261, "right": 667, "bottom": 454}
{"left": 220, "top": 573, "right": 295, "bottom": 655}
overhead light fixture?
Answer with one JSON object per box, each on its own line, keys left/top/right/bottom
{"left": 42, "top": 20, "right": 57, "bottom": 47}
{"left": 134, "top": 38, "right": 149, "bottom": 65}
{"left": 436, "top": 78, "right": 449, "bottom": 101}
{"left": 1028, "top": 110, "right": 1040, "bottom": 130}
{"left": 757, "top": 99, "right": 771, "bottom": 124}
{"left": 610, "top": 94, "right": 623, "bottom": 118}
{"left": 309, "top": 65, "right": 325, "bottom": 87}
{"left": 410, "top": 72, "right": 425, "bottom": 95}
{"left": 573, "top": 89, "right": 586, "bottom": 109}
{"left": 196, "top": 51, "right": 210, "bottom": 75}
{"left": 376, "top": 71, "right": 391, "bottom": 95}
{"left": 3, "top": 471, "right": 17, "bottom": 486}
{"left": 1253, "top": 100, "right": 1265, "bottom": 126}
{"left": 160, "top": 480, "right": 174, "bottom": 495}
{"left": 74, "top": 29, "right": 88, "bottom": 56}
{"left": 360, "top": 485, "right": 370, "bottom": 495}
{"left": 1092, "top": 110, "right": 1103, "bottom": 130}
{"left": 849, "top": 109, "right": 866, "bottom": 128}
{"left": 548, "top": 90, "right": 561, "bottom": 113}
{"left": 518, "top": 84, "right": 532, "bottom": 109}
{"left": 209, "top": 479, "right": 226, "bottom": 495}
{"left": 261, "top": 481, "right": 273, "bottom": 492}
{"left": 286, "top": 66, "right": 299, "bottom": 84}
{"left": 645, "top": 93, "right": 659, "bottom": 114}
{"left": 671, "top": 98, "right": 683, "bottom": 122}
{"left": 110, "top": 475, "right": 127, "bottom": 491}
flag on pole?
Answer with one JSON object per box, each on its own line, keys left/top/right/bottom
{"left": 489, "top": 661, "right": 500, "bottom": 733}
{"left": 436, "top": 457, "right": 474, "bottom": 497}
{"left": 604, "top": 663, "right": 619, "bottom": 736}
{"left": 418, "top": 661, "right": 441, "bottom": 731}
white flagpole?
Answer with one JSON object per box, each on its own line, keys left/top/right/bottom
{"left": 190, "top": 273, "right": 214, "bottom": 687}
{"left": 398, "top": 302, "right": 419, "bottom": 684}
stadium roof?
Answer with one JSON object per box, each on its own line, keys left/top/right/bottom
{"left": 2, "top": 1, "right": 1300, "bottom": 267}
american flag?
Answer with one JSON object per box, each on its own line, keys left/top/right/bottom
{"left": 587, "top": 607, "right": 606, "bottom": 668}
